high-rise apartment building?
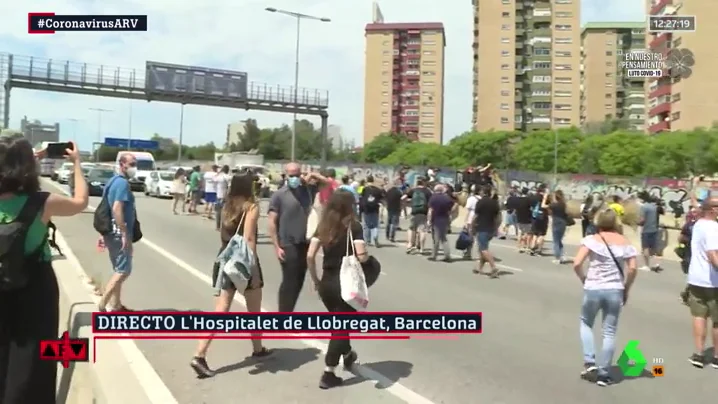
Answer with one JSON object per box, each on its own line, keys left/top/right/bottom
{"left": 20, "top": 116, "right": 59, "bottom": 147}
{"left": 646, "top": 0, "right": 718, "bottom": 133}
{"left": 363, "top": 22, "right": 446, "bottom": 144}
{"left": 472, "top": 0, "right": 581, "bottom": 132}
{"left": 580, "top": 22, "right": 647, "bottom": 131}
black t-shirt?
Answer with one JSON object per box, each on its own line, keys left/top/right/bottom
{"left": 384, "top": 187, "right": 403, "bottom": 213}
{"left": 549, "top": 201, "right": 568, "bottom": 221}
{"left": 474, "top": 197, "right": 500, "bottom": 232}
{"left": 530, "top": 193, "right": 548, "bottom": 222}
{"left": 318, "top": 221, "right": 364, "bottom": 273}
{"left": 406, "top": 187, "right": 433, "bottom": 215}
{"left": 361, "top": 185, "right": 384, "bottom": 214}
{"left": 514, "top": 196, "right": 533, "bottom": 224}
{"left": 505, "top": 195, "right": 519, "bottom": 213}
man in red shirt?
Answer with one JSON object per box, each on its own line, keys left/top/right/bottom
{"left": 318, "top": 168, "right": 338, "bottom": 207}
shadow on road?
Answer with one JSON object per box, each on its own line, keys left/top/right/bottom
{"left": 214, "top": 347, "right": 321, "bottom": 376}
{"left": 343, "top": 360, "right": 414, "bottom": 389}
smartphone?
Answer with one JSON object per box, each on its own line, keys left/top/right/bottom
{"left": 46, "top": 142, "right": 73, "bottom": 159}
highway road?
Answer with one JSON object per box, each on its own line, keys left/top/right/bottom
{"left": 43, "top": 179, "right": 715, "bottom": 404}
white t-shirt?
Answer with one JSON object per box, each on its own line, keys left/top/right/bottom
{"left": 465, "top": 195, "right": 478, "bottom": 224}
{"left": 215, "top": 173, "right": 230, "bottom": 199}
{"left": 203, "top": 172, "right": 217, "bottom": 193}
{"left": 688, "top": 219, "right": 718, "bottom": 288}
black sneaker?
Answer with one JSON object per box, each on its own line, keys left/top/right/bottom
{"left": 596, "top": 375, "right": 614, "bottom": 387}
{"left": 190, "top": 356, "right": 216, "bottom": 378}
{"left": 689, "top": 353, "right": 705, "bottom": 368}
{"left": 319, "top": 371, "right": 343, "bottom": 389}
{"left": 710, "top": 357, "right": 718, "bottom": 369}
{"left": 343, "top": 350, "right": 358, "bottom": 370}
{"left": 580, "top": 363, "right": 598, "bottom": 381}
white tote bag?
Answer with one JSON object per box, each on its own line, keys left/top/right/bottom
{"left": 340, "top": 227, "right": 369, "bottom": 311}
{"left": 305, "top": 189, "right": 320, "bottom": 240}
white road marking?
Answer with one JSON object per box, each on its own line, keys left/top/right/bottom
{"left": 45, "top": 179, "right": 435, "bottom": 404}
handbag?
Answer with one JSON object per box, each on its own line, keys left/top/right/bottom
{"left": 361, "top": 255, "right": 381, "bottom": 287}
{"left": 305, "top": 188, "right": 320, "bottom": 240}
{"left": 215, "top": 212, "right": 253, "bottom": 292}
{"left": 455, "top": 229, "right": 473, "bottom": 251}
{"left": 132, "top": 217, "right": 143, "bottom": 243}
{"left": 340, "top": 227, "right": 369, "bottom": 311}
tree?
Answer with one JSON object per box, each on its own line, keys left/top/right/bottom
{"left": 360, "top": 133, "right": 410, "bottom": 163}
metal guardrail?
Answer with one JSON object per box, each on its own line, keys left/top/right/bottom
{"left": 4, "top": 53, "right": 329, "bottom": 108}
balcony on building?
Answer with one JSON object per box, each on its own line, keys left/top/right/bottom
{"left": 648, "top": 101, "right": 671, "bottom": 118}
{"left": 649, "top": 32, "right": 670, "bottom": 49}
{"left": 650, "top": 0, "right": 671, "bottom": 15}
{"left": 648, "top": 120, "right": 670, "bottom": 134}
{"left": 649, "top": 83, "right": 671, "bottom": 99}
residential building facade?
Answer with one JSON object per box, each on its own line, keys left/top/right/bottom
{"left": 363, "top": 22, "right": 446, "bottom": 144}
{"left": 327, "top": 124, "right": 344, "bottom": 151}
{"left": 580, "top": 22, "right": 646, "bottom": 131}
{"left": 20, "top": 116, "right": 59, "bottom": 147}
{"left": 472, "top": 0, "right": 581, "bottom": 132}
{"left": 646, "top": 0, "right": 717, "bottom": 133}
{"left": 226, "top": 120, "right": 248, "bottom": 147}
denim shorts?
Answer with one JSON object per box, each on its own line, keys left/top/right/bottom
{"left": 504, "top": 212, "right": 516, "bottom": 226}
{"left": 476, "top": 231, "right": 493, "bottom": 251}
{"left": 104, "top": 234, "right": 133, "bottom": 275}
{"left": 641, "top": 231, "right": 658, "bottom": 251}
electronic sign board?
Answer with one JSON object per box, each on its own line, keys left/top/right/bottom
{"left": 145, "top": 61, "right": 248, "bottom": 99}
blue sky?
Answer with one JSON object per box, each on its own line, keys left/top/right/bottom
{"left": 0, "top": 0, "right": 645, "bottom": 152}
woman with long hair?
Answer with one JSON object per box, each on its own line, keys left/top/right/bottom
{"left": 171, "top": 168, "right": 187, "bottom": 215}
{"left": 307, "top": 190, "right": 369, "bottom": 389}
{"left": 190, "top": 174, "right": 272, "bottom": 378}
{"left": 545, "top": 190, "right": 569, "bottom": 264}
{"left": 0, "top": 135, "right": 89, "bottom": 403}
{"left": 572, "top": 209, "right": 638, "bottom": 386}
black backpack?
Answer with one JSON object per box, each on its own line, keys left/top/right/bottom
{"left": 94, "top": 176, "right": 120, "bottom": 235}
{"left": 0, "top": 192, "right": 50, "bottom": 291}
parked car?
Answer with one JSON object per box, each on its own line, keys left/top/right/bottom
{"left": 144, "top": 170, "right": 175, "bottom": 198}
{"left": 55, "top": 162, "right": 73, "bottom": 184}
{"left": 86, "top": 166, "right": 115, "bottom": 197}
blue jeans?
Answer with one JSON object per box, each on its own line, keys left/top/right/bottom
{"left": 385, "top": 211, "right": 400, "bottom": 240}
{"left": 363, "top": 212, "right": 379, "bottom": 244}
{"left": 552, "top": 221, "right": 566, "bottom": 259}
{"left": 580, "top": 289, "right": 623, "bottom": 376}
{"left": 214, "top": 198, "right": 224, "bottom": 230}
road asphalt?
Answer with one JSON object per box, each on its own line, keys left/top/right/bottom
{"left": 43, "top": 179, "right": 715, "bottom": 404}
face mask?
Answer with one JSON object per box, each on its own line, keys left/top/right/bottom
{"left": 287, "top": 176, "right": 301, "bottom": 189}
{"left": 126, "top": 167, "right": 137, "bottom": 178}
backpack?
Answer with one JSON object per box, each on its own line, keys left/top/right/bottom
{"left": 0, "top": 192, "right": 50, "bottom": 291}
{"left": 94, "top": 176, "right": 120, "bottom": 235}
{"left": 363, "top": 187, "right": 379, "bottom": 210}
{"left": 214, "top": 212, "right": 254, "bottom": 294}
{"left": 411, "top": 189, "right": 428, "bottom": 211}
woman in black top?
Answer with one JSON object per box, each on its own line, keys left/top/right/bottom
{"left": 307, "top": 190, "right": 369, "bottom": 389}
{"left": 191, "top": 174, "right": 271, "bottom": 378}
{"left": 544, "top": 190, "right": 568, "bottom": 264}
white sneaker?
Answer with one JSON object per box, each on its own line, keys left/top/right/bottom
{"left": 639, "top": 266, "right": 650, "bottom": 271}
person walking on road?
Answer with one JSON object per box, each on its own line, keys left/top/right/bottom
{"left": 187, "top": 165, "right": 202, "bottom": 214}
{"left": 267, "top": 162, "right": 327, "bottom": 312}
{"left": 637, "top": 191, "right": 662, "bottom": 272}
{"left": 402, "top": 178, "right": 432, "bottom": 254}
{"left": 307, "top": 190, "right": 368, "bottom": 389}
{"left": 203, "top": 165, "right": 219, "bottom": 220}
{"left": 462, "top": 185, "right": 480, "bottom": 259}
{"left": 97, "top": 153, "right": 138, "bottom": 312}
{"left": 360, "top": 175, "right": 383, "bottom": 247}
{"left": 685, "top": 197, "right": 718, "bottom": 369}
{"left": 213, "top": 165, "right": 231, "bottom": 231}
{"left": 529, "top": 185, "right": 549, "bottom": 256}
{"left": 171, "top": 167, "right": 187, "bottom": 215}
{"left": 546, "top": 190, "right": 569, "bottom": 264}
{"left": 514, "top": 188, "right": 533, "bottom": 253}
{"left": 191, "top": 174, "right": 272, "bottom": 378}
{"left": 384, "top": 178, "right": 403, "bottom": 242}
{"left": 339, "top": 175, "right": 360, "bottom": 214}
{"left": 427, "top": 184, "right": 454, "bottom": 262}
{"left": 572, "top": 209, "right": 638, "bottom": 386}
{"left": 0, "top": 136, "right": 88, "bottom": 404}
{"left": 472, "top": 186, "right": 500, "bottom": 277}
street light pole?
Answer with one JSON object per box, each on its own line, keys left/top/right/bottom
{"left": 265, "top": 7, "right": 331, "bottom": 161}
{"left": 177, "top": 104, "right": 184, "bottom": 163}
{"left": 67, "top": 118, "right": 81, "bottom": 144}
{"left": 89, "top": 108, "right": 113, "bottom": 161}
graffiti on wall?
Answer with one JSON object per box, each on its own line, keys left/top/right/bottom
{"left": 265, "top": 161, "right": 455, "bottom": 186}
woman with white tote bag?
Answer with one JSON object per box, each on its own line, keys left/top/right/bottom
{"left": 307, "top": 190, "right": 371, "bottom": 389}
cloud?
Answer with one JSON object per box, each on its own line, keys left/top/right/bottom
{"left": 0, "top": 0, "right": 645, "bottom": 151}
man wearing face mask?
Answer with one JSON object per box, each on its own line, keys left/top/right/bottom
{"left": 97, "top": 154, "right": 138, "bottom": 312}
{"left": 268, "top": 162, "right": 328, "bottom": 312}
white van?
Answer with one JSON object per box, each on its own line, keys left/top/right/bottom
{"left": 115, "top": 151, "right": 156, "bottom": 192}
